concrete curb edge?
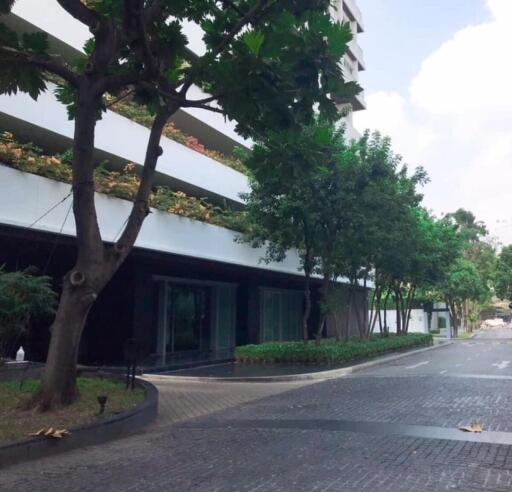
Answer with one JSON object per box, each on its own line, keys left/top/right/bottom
{"left": 0, "top": 377, "right": 158, "bottom": 470}
{"left": 145, "top": 341, "right": 454, "bottom": 384}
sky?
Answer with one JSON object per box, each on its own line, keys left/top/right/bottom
{"left": 353, "top": 0, "right": 512, "bottom": 245}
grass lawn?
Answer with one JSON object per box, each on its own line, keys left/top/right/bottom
{"left": 457, "top": 331, "right": 473, "bottom": 339}
{"left": 0, "top": 377, "right": 144, "bottom": 443}
{"left": 235, "top": 333, "right": 433, "bottom": 364}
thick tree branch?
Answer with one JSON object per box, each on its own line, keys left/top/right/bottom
{"left": 186, "top": 94, "right": 223, "bottom": 105}
{"left": 0, "top": 46, "right": 79, "bottom": 86}
{"left": 114, "top": 103, "right": 178, "bottom": 261}
{"left": 136, "top": 81, "right": 224, "bottom": 115}
{"left": 56, "top": 0, "right": 101, "bottom": 28}
{"left": 123, "top": 0, "right": 157, "bottom": 75}
{"left": 144, "top": 0, "right": 163, "bottom": 24}
{"left": 182, "top": 102, "right": 225, "bottom": 114}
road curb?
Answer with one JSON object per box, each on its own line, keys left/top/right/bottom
{"left": 144, "top": 341, "right": 454, "bottom": 384}
{"left": 0, "top": 377, "right": 158, "bottom": 470}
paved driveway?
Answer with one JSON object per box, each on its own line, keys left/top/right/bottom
{"left": 2, "top": 327, "right": 512, "bottom": 491}
{"left": 473, "top": 325, "right": 512, "bottom": 339}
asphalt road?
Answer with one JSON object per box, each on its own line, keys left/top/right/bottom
{"left": 2, "top": 326, "right": 512, "bottom": 491}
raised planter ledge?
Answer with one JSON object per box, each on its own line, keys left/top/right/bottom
{"left": 146, "top": 341, "right": 452, "bottom": 383}
{"left": 0, "top": 377, "right": 158, "bottom": 470}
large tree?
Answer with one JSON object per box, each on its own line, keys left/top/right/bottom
{"left": 0, "top": 0, "right": 359, "bottom": 408}
{"left": 495, "top": 245, "right": 512, "bottom": 302}
{"left": 438, "top": 257, "right": 486, "bottom": 336}
{"left": 445, "top": 208, "right": 495, "bottom": 331}
{"left": 240, "top": 123, "right": 344, "bottom": 341}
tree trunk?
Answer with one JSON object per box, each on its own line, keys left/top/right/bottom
{"left": 447, "top": 299, "right": 459, "bottom": 338}
{"left": 383, "top": 290, "right": 390, "bottom": 335}
{"left": 315, "top": 273, "right": 330, "bottom": 344}
{"left": 333, "top": 312, "right": 340, "bottom": 341}
{"left": 368, "top": 285, "right": 381, "bottom": 335}
{"left": 32, "top": 90, "right": 175, "bottom": 410}
{"left": 344, "top": 288, "right": 353, "bottom": 341}
{"left": 352, "top": 287, "right": 366, "bottom": 338}
{"left": 403, "top": 285, "right": 416, "bottom": 335}
{"left": 394, "top": 288, "right": 401, "bottom": 335}
{"left": 302, "top": 267, "right": 312, "bottom": 343}
{"left": 32, "top": 280, "right": 96, "bottom": 410}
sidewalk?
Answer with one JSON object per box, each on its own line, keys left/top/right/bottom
{"left": 144, "top": 339, "right": 452, "bottom": 427}
{"left": 144, "top": 377, "right": 313, "bottom": 428}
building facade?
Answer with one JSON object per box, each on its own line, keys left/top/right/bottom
{"left": 0, "top": 1, "right": 367, "bottom": 370}
{"left": 335, "top": 0, "right": 366, "bottom": 139}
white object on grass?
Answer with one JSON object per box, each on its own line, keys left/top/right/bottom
{"left": 16, "top": 346, "right": 25, "bottom": 362}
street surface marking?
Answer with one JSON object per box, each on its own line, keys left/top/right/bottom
{"left": 405, "top": 361, "right": 430, "bottom": 369}
{"left": 492, "top": 360, "right": 510, "bottom": 370}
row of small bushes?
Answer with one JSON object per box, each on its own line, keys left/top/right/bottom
{"left": 235, "top": 333, "right": 433, "bottom": 364}
{"left": 0, "top": 131, "right": 245, "bottom": 232}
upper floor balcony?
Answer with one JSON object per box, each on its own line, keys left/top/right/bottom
{"left": 5, "top": 0, "right": 250, "bottom": 156}
{"left": 0, "top": 84, "right": 249, "bottom": 205}
{"left": 342, "top": 0, "right": 364, "bottom": 33}
{"left": 348, "top": 39, "right": 366, "bottom": 71}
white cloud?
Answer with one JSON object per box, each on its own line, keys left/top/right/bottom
{"left": 354, "top": 0, "right": 512, "bottom": 244}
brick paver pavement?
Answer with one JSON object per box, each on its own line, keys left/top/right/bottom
{"left": 146, "top": 377, "right": 314, "bottom": 427}
{"left": 3, "top": 328, "right": 512, "bottom": 491}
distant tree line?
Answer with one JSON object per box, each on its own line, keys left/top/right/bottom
{"left": 240, "top": 121, "right": 507, "bottom": 340}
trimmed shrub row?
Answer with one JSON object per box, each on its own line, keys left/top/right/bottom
{"left": 235, "top": 333, "right": 433, "bottom": 364}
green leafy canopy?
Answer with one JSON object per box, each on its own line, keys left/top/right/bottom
{"left": 0, "top": 0, "right": 361, "bottom": 137}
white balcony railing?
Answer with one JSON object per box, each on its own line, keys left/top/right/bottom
{"left": 0, "top": 84, "right": 249, "bottom": 203}
{"left": 0, "top": 165, "right": 307, "bottom": 278}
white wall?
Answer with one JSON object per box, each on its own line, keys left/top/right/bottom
{"left": 0, "top": 165, "right": 307, "bottom": 278}
{"left": 374, "top": 307, "right": 452, "bottom": 334}
{"left": 0, "top": 84, "right": 249, "bottom": 203}
{"left": 376, "top": 309, "right": 429, "bottom": 334}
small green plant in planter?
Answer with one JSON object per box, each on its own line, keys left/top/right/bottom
{"left": 0, "top": 266, "right": 57, "bottom": 359}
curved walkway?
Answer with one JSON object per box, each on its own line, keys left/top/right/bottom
{"left": 145, "top": 377, "right": 313, "bottom": 427}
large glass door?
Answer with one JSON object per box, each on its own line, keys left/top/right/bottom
{"left": 260, "top": 288, "right": 302, "bottom": 342}
{"left": 166, "top": 284, "right": 210, "bottom": 354}
{"left": 154, "top": 278, "right": 237, "bottom": 367}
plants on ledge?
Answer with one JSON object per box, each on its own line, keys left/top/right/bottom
{"left": 0, "top": 131, "right": 243, "bottom": 232}
{"left": 107, "top": 96, "right": 249, "bottom": 175}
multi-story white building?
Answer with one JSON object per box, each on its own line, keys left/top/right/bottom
{"left": 336, "top": 0, "right": 366, "bottom": 140}
{"left": 0, "top": 1, "right": 366, "bottom": 369}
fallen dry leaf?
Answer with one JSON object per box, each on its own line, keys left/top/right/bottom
{"left": 459, "top": 422, "right": 483, "bottom": 433}
{"left": 29, "top": 428, "right": 47, "bottom": 437}
{"left": 51, "top": 429, "right": 71, "bottom": 439}
{"left": 29, "top": 427, "right": 71, "bottom": 439}
{"left": 44, "top": 427, "right": 55, "bottom": 436}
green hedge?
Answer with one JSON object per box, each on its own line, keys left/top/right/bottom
{"left": 235, "top": 333, "right": 433, "bottom": 364}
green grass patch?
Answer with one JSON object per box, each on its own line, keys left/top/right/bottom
{"left": 235, "top": 333, "right": 433, "bottom": 364}
{"left": 457, "top": 331, "right": 473, "bottom": 339}
{"left": 0, "top": 377, "right": 144, "bottom": 443}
